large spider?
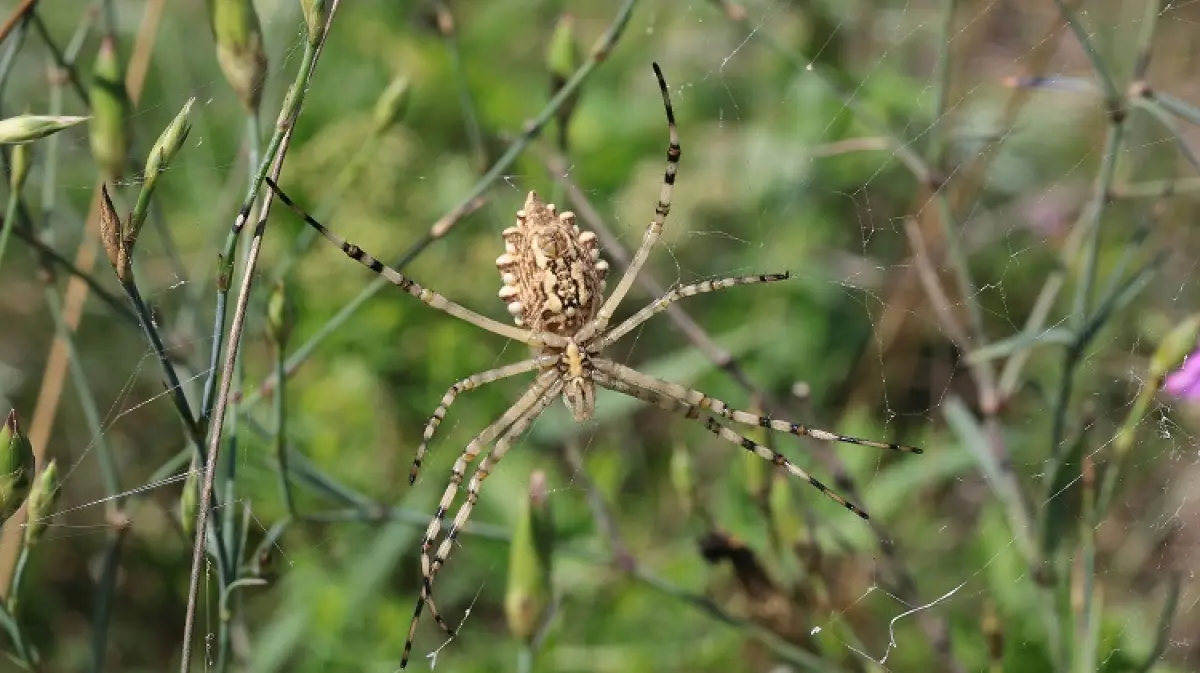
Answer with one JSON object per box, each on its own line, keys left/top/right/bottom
{"left": 265, "top": 63, "right": 920, "bottom": 667}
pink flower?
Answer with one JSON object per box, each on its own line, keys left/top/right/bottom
{"left": 1164, "top": 349, "right": 1200, "bottom": 401}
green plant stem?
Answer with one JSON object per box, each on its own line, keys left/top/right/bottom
{"left": 0, "top": 593, "right": 37, "bottom": 670}
{"left": 0, "top": 189, "right": 18, "bottom": 280}
{"left": 242, "top": 0, "right": 640, "bottom": 406}
{"left": 516, "top": 644, "right": 534, "bottom": 673}
{"left": 89, "top": 528, "right": 126, "bottom": 673}
{"left": 1135, "top": 572, "right": 1182, "bottom": 673}
{"left": 1049, "top": 0, "right": 1118, "bottom": 105}
{"left": 0, "top": 9, "right": 32, "bottom": 104}
{"left": 179, "top": 4, "right": 342, "bottom": 669}
{"left": 273, "top": 338, "right": 295, "bottom": 516}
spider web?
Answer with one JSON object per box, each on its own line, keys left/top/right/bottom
{"left": 3, "top": 1, "right": 1199, "bottom": 671}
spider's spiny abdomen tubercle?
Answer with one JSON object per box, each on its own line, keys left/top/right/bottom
{"left": 496, "top": 191, "right": 609, "bottom": 335}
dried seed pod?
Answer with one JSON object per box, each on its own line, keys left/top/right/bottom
{"left": 99, "top": 184, "right": 131, "bottom": 285}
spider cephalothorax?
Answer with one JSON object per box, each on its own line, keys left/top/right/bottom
{"left": 263, "top": 62, "right": 921, "bottom": 669}
{"left": 496, "top": 191, "right": 609, "bottom": 334}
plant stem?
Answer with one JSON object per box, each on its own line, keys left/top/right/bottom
{"left": 178, "top": 5, "right": 343, "bottom": 669}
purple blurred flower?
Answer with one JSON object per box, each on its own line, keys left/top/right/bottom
{"left": 1164, "top": 348, "right": 1200, "bottom": 401}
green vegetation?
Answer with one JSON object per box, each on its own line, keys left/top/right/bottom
{"left": 0, "top": 1, "right": 1196, "bottom": 671}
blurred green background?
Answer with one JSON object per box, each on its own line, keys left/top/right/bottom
{"left": 0, "top": 0, "right": 1198, "bottom": 671}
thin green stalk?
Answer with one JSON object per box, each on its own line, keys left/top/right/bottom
{"left": 180, "top": 5, "right": 342, "bottom": 669}
{"left": 1049, "top": 0, "right": 1118, "bottom": 105}
{"left": 200, "top": 56, "right": 318, "bottom": 425}
{"left": 6, "top": 546, "right": 27, "bottom": 611}
{"left": 516, "top": 644, "right": 533, "bottom": 673}
{"left": 124, "top": 280, "right": 202, "bottom": 442}
{"left": 273, "top": 336, "right": 295, "bottom": 516}
{"left": 242, "top": 0, "right": 640, "bottom": 407}
{"left": 0, "top": 10, "right": 32, "bottom": 104}
{"left": 928, "top": 0, "right": 956, "bottom": 169}
{"left": 30, "top": 12, "right": 89, "bottom": 106}
{"left": 438, "top": 2, "right": 486, "bottom": 172}
{"left": 1072, "top": 120, "right": 1126, "bottom": 324}
{"left": 1074, "top": 455, "right": 1099, "bottom": 673}
{"left": 0, "top": 597, "right": 37, "bottom": 670}
{"left": 1135, "top": 572, "right": 1181, "bottom": 673}
{"left": 0, "top": 187, "right": 18, "bottom": 278}
{"left": 89, "top": 528, "right": 127, "bottom": 673}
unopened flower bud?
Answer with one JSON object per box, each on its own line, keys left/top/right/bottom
{"left": 372, "top": 76, "right": 411, "bottom": 135}
{"left": 89, "top": 36, "right": 131, "bottom": 181}
{"left": 267, "top": 279, "right": 295, "bottom": 345}
{"left": 1151, "top": 314, "right": 1200, "bottom": 380}
{"left": 0, "top": 411, "right": 36, "bottom": 525}
{"left": 669, "top": 441, "right": 693, "bottom": 515}
{"left": 180, "top": 462, "right": 199, "bottom": 538}
{"left": 299, "top": 0, "right": 329, "bottom": 44}
{"left": 145, "top": 98, "right": 194, "bottom": 179}
{"left": 0, "top": 114, "right": 89, "bottom": 145}
{"left": 210, "top": 0, "right": 268, "bottom": 111}
{"left": 24, "top": 460, "right": 60, "bottom": 546}
{"left": 504, "top": 470, "right": 554, "bottom": 642}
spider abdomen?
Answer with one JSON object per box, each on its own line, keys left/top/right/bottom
{"left": 496, "top": 191, "right": 608, "bottom": 335}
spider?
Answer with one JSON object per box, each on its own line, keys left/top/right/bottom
{"left": 264, "top": 62, "right": 921, "bottom": 667}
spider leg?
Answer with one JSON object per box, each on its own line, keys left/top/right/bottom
{"left": 402, "top": 369, "right": 561, "bottom": 668}
{"left": 428, "top": 376, "right": 563, "bottom": 581}
{"left": 577, "top": 63, "right": 679, "bottom": 342}
{"left": 593, "top": 358, "right": 921, "bottom": 454}
{"left": 263, "top": 177, "right": 565, "bottom": 349}
{"left": 593, "top": 371, "right": 869, "bottom": 519}
{"left": 410, "top": 355, "right": 557, "bottom": 485}
{"left": 590, "top": 273, "right": 791, "bottom": 352}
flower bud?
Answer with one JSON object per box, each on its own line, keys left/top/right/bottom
{"left": 1151, "top": 314, "right": 1200, "bottom": 380}
{"left": 0, "top": 410, "right": 36, "bottom": 525}
{"left": 180, "top": 462, "right": 199, "bottom": 538}
{"left": 768, "top": 470, "right": 801, "bottom": 551}
{"left": 669, "top": 440, "right": 693, "bottom": 515}
{"left": 504, "top": 470, "right": 554, "bottom": 643}
{"left": 145, "top": 98, "right": 194, "bottom": 179}
{"left": 267, "top": 279, "right": 295, "bottom": 346}
{"left": 210, "top": 0, "right": 268, "bottom": 111}
{"left": 299, "top": 0, "right": 329, "bottom": 44}
{"left": 23, "top": 460, "right": 60, "bottom": 546}
{"left": 0, "top": 114, "right": 89, "bottom": 145}
{"left": 89, "top": 36, "right": 131, "bottom": 181}
{"left": 372, "top": 75, "right": 411, "bottom": 136}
